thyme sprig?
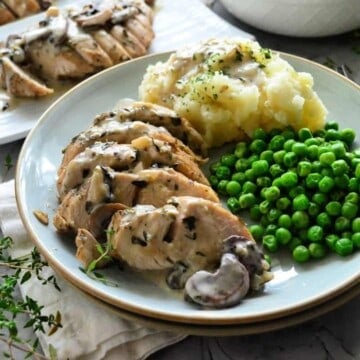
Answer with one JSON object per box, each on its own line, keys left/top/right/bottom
{"left": 0, "top": 235, "right": 62, "bottom": 359}
{"left": 81, "top": 229, "right": 119, "bottom": 287}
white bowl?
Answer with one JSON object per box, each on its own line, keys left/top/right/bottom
{"left": 219, "top": 0, "right": 360, "bottom": 37}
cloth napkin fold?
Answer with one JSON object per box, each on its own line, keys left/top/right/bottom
{"left": 0, "top": 180, "right": 186, "bottom": 360}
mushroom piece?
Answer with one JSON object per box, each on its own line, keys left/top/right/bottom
{"left": 184, "top": 253, "right": 250, "bottom": 308}
{"left": 223, "top": 235, "right": 273, "bottom": 290}
{"left": 166, "top": 261, "right": 189, "bottom": 289}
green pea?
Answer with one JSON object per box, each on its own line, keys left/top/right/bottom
{"left": 260, "top": 150, "right": 274, "bottom": 163}
{"left": 269, "top": 135, "right": 286, "bottom": 151}
{"left": 341, "top": 202, "right": 358, "bottom": 219}
{"left": 316, "top": 212, "right": 332, "bottom": 228}
{"left": 226, "top": 180, "right": 242, "bottom": 196}
{"left": 231, "top": 172, "right": 246, "bottom": 184}
{"left": 250, "top": 139, "right": 267, "bottom": 154}
{"left": 297, "top": 161, "right": 312, "bottom": 177}
{"left": 242, "top": 181, "right": 257, "bottom": 194}
{"left": 209, "top": 175, "right": 219, "bottom": 189}
{"left": 305, "top": 173, "right": 322, "bottom": 189}
{"left": 249, "top": 205, "right": 262, "bottom": 221}
{"left": 269, "top": 164, "right": 285, "bottom": 178}
{"left": 278, "top": 214, "right": 292, "bottom": 229}
{"left": 325, "top": 201, "right": 342, "bottom": 216}
{"left": 334, "top": 238, "right": 354, "bottom": 256}
{"left": 235, "top": 158, "right": 249, "bottom": 172}
{"left": 330, "top": 142, "right": 346, "bottom": 159}
{"left": 283, "top": 139, "right": 296, "bottom": 152}
{"left": 252, "top": 128, "right": 268, "bottom": 141}
{"left": 267, "top": 208, "right": 282, "bottom": 222}
{"left": 308, "top": 202, "right": 320, "bottom": 217}
{"left": 298, "top": 128, "right": 312, "bottom": 142}
{"left": 306, "top": 144, "right": 319, "bottom": 160}
{"left": 239, "top": 193, "right": 257, "bottom": 209}
{"left": 221, "top": 153, "right": 237, "bottom": 168}
{"left": 273, "top": 150, "right": 286, "bottom": 164}
{"left": 216, "top": 165, "right": 231, "bottom": 180}
{"left": 331, "top": 159, "right": 349, "bottom": 176}
{"left": 292, "top": 211, "right": 309, "bottom": 229}
{"left": 319, "top": 152, "right": 336, "bottom": 166}
{"left": 348, "top": 177, "right": 359, "bottom": 191}
{"left": 292, "top": 245, "right": 310, "bottom": 262}
{"left": 234, "top": 142, "right": 248, "bottom": 158}
{"left": 325, "top": 129, "right": 340, "bottom": 141}
{"left": 259, "top": 200, "right": 271, "bottom": 214}
{"left": 276, "top": 197, "right": 291, "bottom": 211}
{"left": 262, "top": 235, "right": 278, "bottom": 252}
{"left": 227, "top": 197, "right": 241, "bottom": 213}
{"left": 217, "top": 180, "right": 229, "bottom": 195}
{"left": 265, "top": 224, "right": 277, "bottom": 235}
{"left": 340, "top": 128, "right": 356, "bottom": 146}
{"left": 309, "top": 243, "right": 326, "bottom": 259}
{"left": 291, "top": 142, "right": 307, "bottom": 157}
{"left": 245, "top": 168, "right": 256, "bottom": 181}
{"left": 272, "top": 178, "right": 283, "bottom": 188}
{"left": 275, "top": 227, "right": 292, "bottom": 245}
{"left": 280, "top": 171, "right": 298, "bottom": 188}
{"left": 351, "top": 158, "right": 360, "bottom": 169}
{"left": 351, "top": 232, "right": 360, "bottom": 248}
{"left": 281, "top": 127, "right": 296, "bottom": 140}
{"left": 334, "top": 216, "right": 350, "bottom": 233}
{"left": 264, "top": 186, "right": 281, "bottom": 201}
{"left": 283, "top": 152, "right": 298, "bottom": 167}
{"left": 312, "top": 192, "right": 328, "bottom": 207}
{"left": 251, "top": 160, "right": 269, "bottom": 176}
{"left": 209, "top": 161, "right": 221, "bottom": 174}
{"left": 307, "top": 225, "right": 323, "bottom": 242}
{"left": 352, "top": 218, "right": 360, "bottom": 233}
{"left": 325, "top": 121, "right": 339, "bottom": 130}
{"left": 326, "top": 234, "right": 339, "bottom": 251}
{"left": 292, "top": 194, "right": 310, "bottom": 211}
{"left": 249, "top": 224, "right": 264, "bottom": 241}
{"left": 256, "top": 176, "right": 272, "bottom": 188}
{"left": 318, "top": 176, "right": 335, "bottom": 193}
{"left": 305, "top": 138, "right": 320, "bottom": 146}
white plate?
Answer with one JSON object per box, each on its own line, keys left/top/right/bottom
{"left": 0, "top": 0, "right": 250, "bottom": 145}
{"left": 16, "top": 51, "right": 360, "bottom": 325}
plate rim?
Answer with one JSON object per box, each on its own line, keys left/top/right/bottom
{"left": 15, "top": 50, "right": 360, "bottom": 325}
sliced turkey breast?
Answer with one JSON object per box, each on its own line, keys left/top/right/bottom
{"left": 54, "top": 167, "right": 218, "bottom": 236}
{"left": 107, "top": 196, "right": 252, "bottom": 273}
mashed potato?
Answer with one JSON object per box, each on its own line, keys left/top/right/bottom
{"left": 139, "top": 38, "right": 327, "bottom": 148}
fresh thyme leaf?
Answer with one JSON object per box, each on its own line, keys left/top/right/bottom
{"left": 322, "top": 57, "right": 336, "bottom": 69}
{"left": 0, "top": 235, "right": 62, "bottom": 358}
{"left": 4, "top": 154, "right": 13, "bottom": 172}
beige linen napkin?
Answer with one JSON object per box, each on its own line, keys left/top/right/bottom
{"left": 0, "top": 180, "right": 186, "bottom": 360}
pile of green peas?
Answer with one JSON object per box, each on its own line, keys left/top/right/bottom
{"left": 208, "top": 121, "right": 360, "bottom": 263}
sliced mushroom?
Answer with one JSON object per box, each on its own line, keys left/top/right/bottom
{"left": 223, "top": 235, "right": 273, "bottom": 290}
{"left": 184, "top": 253, "right": 250, "bottom": 308}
